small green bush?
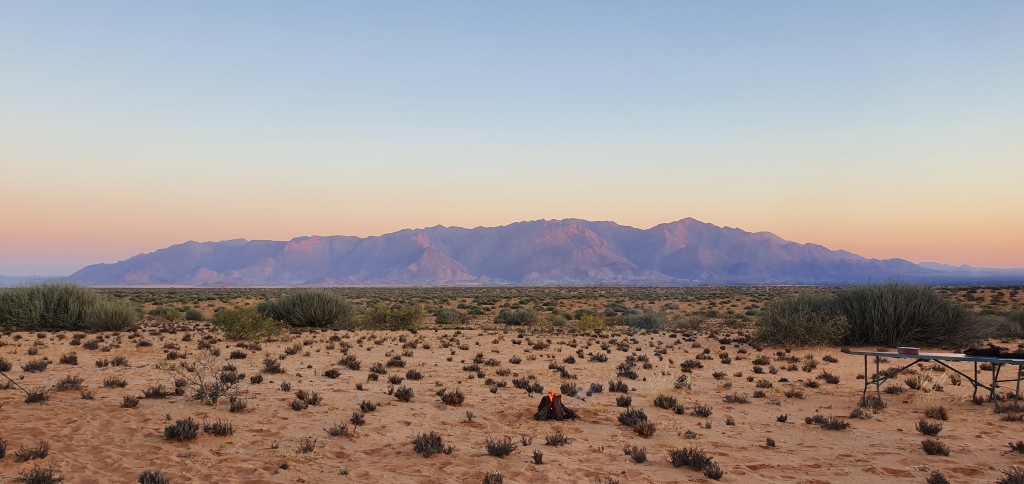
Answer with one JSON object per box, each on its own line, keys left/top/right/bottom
{"left": 755, "top": 293, "right": 849, "bottom": 346}
{"left": 183, "top": 308, "right": 205, "bottom": 321}
{"left": 257, "top": 289, "right": 357, "bottom": 328}
{"left": 212, "top": 307, "right": 282, "bottom": 340}
{"left": 622, "top": 311, "right": 666, "bottom": 330}
{"left": 148, "top": 306, "right": 181, "bottom": 321}
{"left": 434, "top": 308, "right": 468, "bottom": 325}
{"left": 546, "top": 313, "right": 568, "bottom": 327}
{"left": 494, "top": 308, "right": 537, "bottom": 326}
{"left": 575, "top": 314, "right": 607, "bottom": 331}
{"left": 362, "top": 303, "right": 424, "bottom": 330}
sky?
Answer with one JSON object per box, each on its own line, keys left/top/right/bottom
{"left": 1, "top": 2, "right": 1023, "bottom": 276}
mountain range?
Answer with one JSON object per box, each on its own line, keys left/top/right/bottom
{"left": 66, "top": 218, "right": 1024, "bottom": 286}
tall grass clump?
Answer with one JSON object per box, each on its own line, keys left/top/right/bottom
{"left": 212, "top": 307, "right": 282, "bottom": 340}
{"left": 362, "top": 303, "right": 424, "bottom": 330}
{"left": 257, "top": 289, "right": 357, "bottom": 328}
{"left": 622, "top": 311, "right": 666, "bottom": 330}
{"left": 184, "top": 308, "right": 205, "bottom": 321}
{"left": 756, "top": 283, "right": 983, "bottom": 348}
{"left": 434, "top": 308, "right": 468, "bottom": 325}
{"left": 494, "top": 308, "right": 538, "bottom": 326}
{"left": 835, "top": 282, "right": 979, "bottom": 347}
{"left": 754, "top": 293, "right": 849, "bottom": 346}
{"left": 0, "top": 283, "right": 138, "bottom": 331}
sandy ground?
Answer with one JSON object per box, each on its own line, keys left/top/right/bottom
{"left": 0, "top": 324, "right": 1022, "bottom": 483}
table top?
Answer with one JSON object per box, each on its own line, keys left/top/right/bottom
{"left": 849, "top": 350, "right": 1024, "bottom": 365}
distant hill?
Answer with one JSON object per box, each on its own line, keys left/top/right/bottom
{"left": 0, "top": 275, "right": 64, "bottom": 287}
{"left": 68, "top": 218, "right": 1024, "bottom": 286}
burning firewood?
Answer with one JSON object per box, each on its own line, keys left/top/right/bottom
{"left": 535, "top": 387, "right": 579, "bottom": 421}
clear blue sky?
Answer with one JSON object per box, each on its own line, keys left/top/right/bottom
{"left": 2, "top": 2, "right": 1022, "bottom": 275}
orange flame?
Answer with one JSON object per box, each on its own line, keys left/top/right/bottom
{"left": 549, "top": 386, "right": 557, "bottom": 402}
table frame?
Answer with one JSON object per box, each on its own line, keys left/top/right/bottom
{"left": 850, "top": 351, "right": 1024, "bottom": 409}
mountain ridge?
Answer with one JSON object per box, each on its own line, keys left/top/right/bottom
{"left": 67, "top": 218, "right": 1024, "bottom": 286}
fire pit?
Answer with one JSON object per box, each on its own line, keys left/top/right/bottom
{"left": 534, "top": 387, "right": 579, "bottom": 421}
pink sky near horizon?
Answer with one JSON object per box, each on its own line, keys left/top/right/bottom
{"left": 3, "top": 195, "right": 1022, "bottom": 275}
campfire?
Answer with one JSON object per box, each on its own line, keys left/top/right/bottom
{"left": 534, "top": 387, "right": 579, "bottom": 421}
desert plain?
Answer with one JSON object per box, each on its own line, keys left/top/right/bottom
{"left": 1, "top": 286, "right": 1022, "bottom": 483}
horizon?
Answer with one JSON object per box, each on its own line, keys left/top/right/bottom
{"left": 3, "top": 2, "right": 1023, "bottom": 275}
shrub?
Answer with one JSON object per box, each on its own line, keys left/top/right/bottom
{"left": 634, "top": 421, "right": 657, "bottom": 438}
{"left": 626, "top": 445, "right": 646, "bottom": 464}
{"left": 148, "top": 306, "right": 181, "bottom": 321}
{"left": 692, "top": 403, "right": 713, "bottom": 418}
{"left": 622, "top": 311, "right": 666, "bottom": 330}
{"left": 804, "top": 414, "right": 850, "bottom": 430}
{"left": 494, "top": 308, "right": 538, "bottom": 326}
{"left": 22, "top": 359, "right": 49, "bottom": 372}
{"left": 836, "top": 283, "right": 980, "bottom": 347}
{"left": 394, "top": 385, "right": 414, "bottom": 402}
{"left": 184, "top": 308, "right": 205, "bottom": 321}
{"left": 103, "top": 376, "right": 128, "bottom": 388}
{"left": 484, "top": 435, "right": 517, "bottom": 457}
{"left": 325, "top": 423, "right": 350, "bottom": 437}
{"left": 139, "top": 470, "right": 170, "bottom": 484}
{"left": 482, "top": 471, "right": 504, "bottom": 484}
{"left": 142, "top": 385, "right": 171, "bottom": 399}
{"left": 916, "top": 419, "right": 943, "bottom": 436}
{"left": 25, "top": 388, "right": 49, "bottom": 403}
{"left": 361, "top": 303, "right": 424, "bottom": 330}
{"left": 653, "top": 394, "right": 677, "bottom": 409}
{"left": 411, "top": 431, "right": 454, "bottom": 457}
{"left": 924, "top": 405, "right": 949, "bottom": 421}
{"left": 998, "top": 468, "right": 1024, "bottom": 484}
{"left": 203, "top": 419, "right": 233, "bottom": 437}
{"left": 440, "top": 388, "right": 465, "bottom": 406}
{"left": 544, "top": 431, "right": 571, "bottom": 446}
{"left": 297, "top": 437, "right": 317, "bottom": 453}
{"left": 0, "top": 283, "right": 138, "bottom": 332}
{"left": 212, "top": 307, "right": 281, "bottom": 340}
{"left": 575, "top": 314, "right": 607, "bottom": 331}
{"left": 434, "top": 309, "right": 468, "bottom": 325}
{"left": 164, "top": 418, "right": 200, "bottom": 441}
{"left": 618, "top": 408, "right": 647, "bottom": 427}
{"left": 754, "top": 293, "right": 849, "bottom": 346}
{"left": 229, "top": 397, "right": 248, "bottom": 412}
{"left": 87, "top": 299, "right": 140, "bottom": 331}
{"left": 51, "top": 374, "right": 82, "bottom": 391}
{"left": 257, "top": 289, "right": 357, "bottom": 328}
{"left": 926, "top": 472, "right": 950, "bottom": 484}
{"left": 15, "top": 442, "right": 50, "bottom": 461}
{"left": 921, "top": 439, "right": 949, "bottom": 456}
{"left": 609, "top": 380, "right": 629, "bottom": 393}
{"left": 18, "top": 464, "right": 62, "bottom": 484}
{"left": 669, "top": 446, "right": 714, "bottom": 471}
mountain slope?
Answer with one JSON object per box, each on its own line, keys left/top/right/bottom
{"left": 68, "top": 218, "right": 988, "bottom": 286}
